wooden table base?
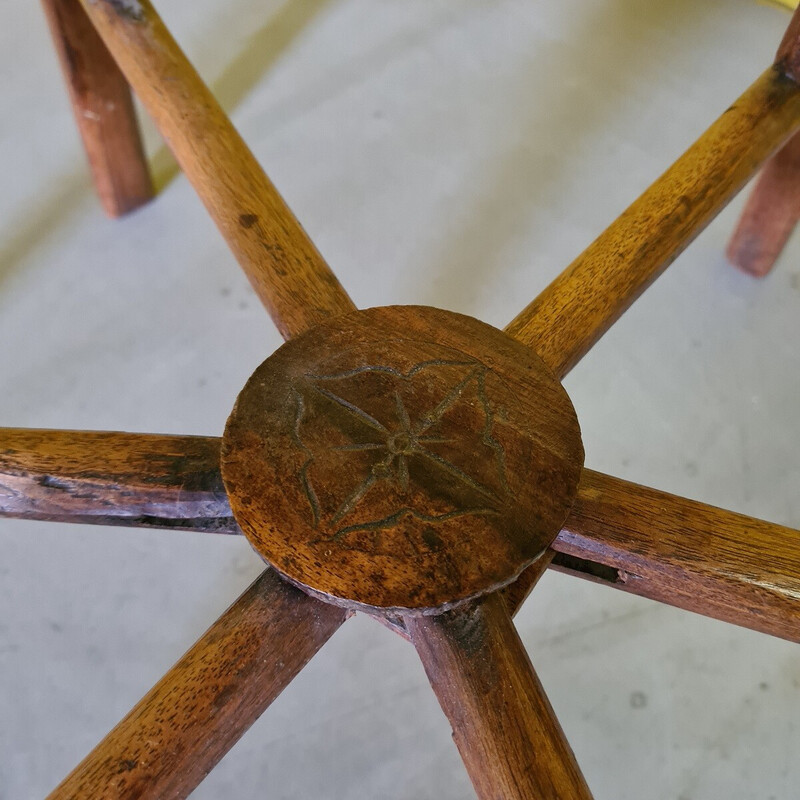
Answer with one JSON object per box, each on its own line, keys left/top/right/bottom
{"left": 5, "top": 0, "right": 800, "bottom": 797}
{"left": 40, "top": 0, "right": 152, "bottom": 216}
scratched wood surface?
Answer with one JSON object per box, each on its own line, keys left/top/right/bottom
{"left": 222, "top": 305, "right": 583, "bottom": 614}
{"left": 40, "top": 0, "right": 153, "bottom": 217}
{"left": 546, "top": 469, "right": 800, "bottom": 643}
{"left": 1, "top": 3, "right": 800, "bottom": 796}
{"left": 47, "top": 569, "right": 347, "bottom": 800}
{"left": 0, "top": 428, "right": 236, "bottom": 532}
{"left": 725, "top": 7, "right": 800, "bottom": 275}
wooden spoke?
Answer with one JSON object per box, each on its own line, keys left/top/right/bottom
{"left": 40, "top": 0, "right": 153, "bottom": 217}
{"left": 407, "top": 593, "right": 593, "bottom": 800}
{"left": 506, "top": 58, "right": 800, "bottom": 377}
{"left": 525, "top": 469, "right": 800, "bottom": 642}
{"left": 77, "top": 0, "right": 356, "bottom": 338}
{"left": 48, "top": 569, "right": 348, "bottom": 800}
{"left": 0, "top": 428, "right": 237, "bottom": 533}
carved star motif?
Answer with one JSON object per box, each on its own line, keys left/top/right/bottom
{"left": 290, "top": 361, "right": 511, "bottom": 544}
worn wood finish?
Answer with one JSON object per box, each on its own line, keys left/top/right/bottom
{"left": 8, "top": 4, "right": 800, "bottom": 798}
{"left": 0, "top": 428, "right": 237, "bottom": 533}
{"left": 727, "top": 128, "right": 800, "bottom": 276}
{"left": 408, "top": 592, "right": 593, "bottom": 800}
{"left": 366, "top": 549, "right": 553, "bottom": 640}
{"left": 77, "top": 0, "right": 355, "bottom": 338}
{"left": 40, "top": 0, "right": 152, "bottom": 217}
{"left": 222, "top": 306, "right": 583, "bottom": 614}
{"left": 48, "top": 569, "right": 347, "bottom": 800}
{"left": 539, "top": 469, "right": 800, "bottom": 642}
{"left": 505, "top": 65, "right": 800, "bottom": 377}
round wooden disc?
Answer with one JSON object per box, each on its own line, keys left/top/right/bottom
{"left": 221, "top": 306, "right": 584, "bottom": 615}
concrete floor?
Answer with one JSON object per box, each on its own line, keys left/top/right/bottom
{"left": 2, "top": 0, "right": 800, "bottom": 797}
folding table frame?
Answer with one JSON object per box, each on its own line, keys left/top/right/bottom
{"left": 3, "top": 1, "right": 800, "bottom": 797}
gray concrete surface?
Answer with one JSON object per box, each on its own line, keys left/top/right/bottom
{"left": 1, "top": 0, "right": 799, "bottom": 797}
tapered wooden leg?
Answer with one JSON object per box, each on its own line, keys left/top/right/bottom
{"left": 726, "top": 129, "right": 800, "bottom": 276}
{"left": 725, "top": 12, "right": 800, "bottom": 276}
{"left": 407, "top": 593, "right": 593, "bottom": 800}
{"left": 40, "top": 0, "right": 153, "bottom": 217}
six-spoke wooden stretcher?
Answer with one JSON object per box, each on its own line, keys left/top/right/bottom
{"left": 4, "top": 0, "right": 800, "bottom": 797}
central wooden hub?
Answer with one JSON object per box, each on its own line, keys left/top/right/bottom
{"left": 221, "top": 306, "right": 584, "bottom": 615}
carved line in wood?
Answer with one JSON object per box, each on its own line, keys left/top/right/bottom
{"left": 292, "top": 360, "right": 510, "bottom": 548}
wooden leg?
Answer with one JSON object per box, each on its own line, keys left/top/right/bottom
{"left": 726, "top": 0, "right": 800, "bottom": 277}
{"left": 408, "top": 593, "right": 593, "bottom": 800}
{"left": 504, "top": 65, "right": 800, "bottom": 377}
{"left": 0, "top": 428, "right": 237, "bottom": 532}
{"left": 48, "top": 570, "right": 347, "bottom": 800}
{"left": 77, "top": 0, "right": 355, "bottom": 339}
{"left": 508, "top": 468, "right": 800, "bottom": 642}
{"left": 503, "top": 5, "right": 800, "bottom": 379}
{"left": 40, "top": 0, "right": 153, "bottom": 217}
{"left": 726, "top": 129, "right": 800, "bottom": 276}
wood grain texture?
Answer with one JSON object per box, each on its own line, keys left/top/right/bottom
{"left": 48, "top": 568, "right": 348, "bottom": 800}
{"left": 546, "top": 469, "right": 800, "bottom": 642}
{"left": 222, "top": 306, "right": 583, "bottom": 614}
{"left": 77, "top": 0, "right": 355, "bottom": 338}
{"left": 40, "top": 0, "right": 152, "bottom": 217}
{"left": 505, "top": 65, "right": 800, "bottom": 378}
{"left": 726, "top": 128, "right": 800, "bottom": 276}
{"left": 408, "top": 593, "right": 593, "bottom": 800}
{"left": 0, "top": 428, "right": 237, "bottom": 532}
{"left": 501, "top": 549, "right": 555, "bottom": 617}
